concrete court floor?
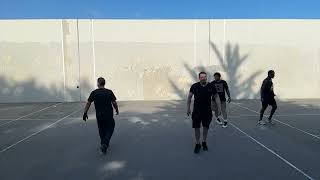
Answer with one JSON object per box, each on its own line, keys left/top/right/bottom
{"left": 0, "top": 99, "right": 319, "bottom": 180}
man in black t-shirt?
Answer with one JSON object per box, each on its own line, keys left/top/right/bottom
{"left": 83, "top": 77, "right": 119, "bottom": 154}
{"left": 187, "top": 72, "right": 221, "bottom": 154}
{"left": 211, "top": 72, "right": 231, "bottom": 128}
{"left": 259, "top": 70, "right": 277, "bottom": 125}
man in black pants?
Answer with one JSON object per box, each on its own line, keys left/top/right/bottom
{"left": 83, "top": 77, "right": 119, "bottom": 154}
{"left": 187, "top": 72, "right": 221, "bottom": 154}
{"left": 259, "top": 70, "right": 277, "bottom": 125}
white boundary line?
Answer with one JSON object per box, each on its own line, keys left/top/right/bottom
{"left": 274, "top": 114, "right": 320, "bottom": 117}
{"left": 230, "top": 122, "right": 315, "bottom": 180}
{"left": 0, "top": 103, "right": 63, "bottom": 127}
{"left": 232, "top": 102, "right": 320, "bottom": 140}
{"left": 0, "top": 107, "right": 28, "bottom": 111}
{"left": 229, "top": 113, "right": 320, "bottom": 118}
{"left": 0, "top": 118, "right": 61, "bottom": 121}
{"left": 0, "top": 117, "right": 87, "bottom": 121}
{"left": 0, "top": 108, "right": 81, "bottom": 154}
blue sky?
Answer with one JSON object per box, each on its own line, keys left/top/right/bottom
{"left": 1, "top": 0, "right": 320, "bottom": 19}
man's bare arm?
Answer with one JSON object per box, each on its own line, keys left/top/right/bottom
{"left": 84, "top": 101, "right": 91, "bottom": 114}
{"left": 213, "top": 94, "right": 222, "bottom": 115}
{"left": 226, "top": 89, "right": 231, "bottom": 103}
{"left": 187, "top": 92, "right": 193, "bottom": 116}
{"left": 226, "top": 89, "right": 231, "bottom": 99}
{"left": 83, "top": 101, "right": 91, "bottom": 121}
{"left": 112, "top": 101, "right": 119, "bottom": 115}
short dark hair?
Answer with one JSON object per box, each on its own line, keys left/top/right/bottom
{"left": 97, "top": 77, "right": 105, "bottom": 86}
{"left": 198, "top": 72, "right": 207, "bottom": 78}
{"left": 214, "top": 72, "right": 221, "bottom": 77}
{"left": 268, "top": 70, "right": 275, "bottom": 76}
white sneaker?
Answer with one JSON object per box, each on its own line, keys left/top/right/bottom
{"left": 258, "top": 120, "right": 266, "bottom": 125}
{"left": 222, "top": 121, "right": 228, "bottom": 128}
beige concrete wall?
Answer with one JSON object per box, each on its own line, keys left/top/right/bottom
{"left": 223, "top": 20, "right": 320, "bottom": 99}
{"left": 93, "top": 20, "right": 211, "bottom": 100}
{"left": 77, "top": 20, "right": 95, "bottom": 101}
{"left": 0, "top": 20, "right": 65, "bottom": 102}
{"left": 0, "top": 20, "right": 93, "bottom": 102}
{"left": 0, "top": 19, "right": 319, "bottom": 102}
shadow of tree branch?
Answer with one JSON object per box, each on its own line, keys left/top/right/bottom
{"left": 169, "top": 42, "right": 263, "bottom": 100}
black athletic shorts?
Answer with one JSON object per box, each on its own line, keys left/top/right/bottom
{"left": 96, "top": 113, "right": 115, "bottom": 128}
{"left": 192, "top": 111, "right": 212, "bottom": 128}
{"left": 262, "top": 97, "right": 277, "bottom": 108}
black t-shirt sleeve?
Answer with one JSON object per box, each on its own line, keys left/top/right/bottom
{"left": 88, "top": 91, "right": 95, "bottom": 102}
{"left": 110, "top": 90, "right": 117, "bottom": 101}
{"left": 189, "top": 84, "right": 196, "bottom": 94}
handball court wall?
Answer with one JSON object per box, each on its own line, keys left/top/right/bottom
{"left": 1, "top": 19, "right": 320, "bottom": 102}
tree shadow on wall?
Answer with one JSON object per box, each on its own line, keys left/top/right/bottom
{"left": 170, "top": 42, "right": 263, "bottom": 99}
{"left": 0, "top": 76, "right": 91, "bottom": 103}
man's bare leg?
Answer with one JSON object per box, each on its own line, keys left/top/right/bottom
{"left": 195, "top": 128, "right": 201, "bottom": 144}
{"left": 194, "top": 128, "right": 201, "bottom": 153}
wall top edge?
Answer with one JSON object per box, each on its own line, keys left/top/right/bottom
{"left": 1, "top": 18, "right": 320, "bottom": 21}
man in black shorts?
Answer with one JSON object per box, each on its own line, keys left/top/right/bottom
{"left": 211, "top": 72, "right": 231, "bottom": 128}
{"left": 83, "top": 77, "right": 119, "bottom": 154}
{"left": 259, "top": 70, "right": 277, "bottom": 125}
{"left": 187, "top": 72, "right": 221, "bottom": 154}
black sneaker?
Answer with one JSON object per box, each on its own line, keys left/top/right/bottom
{"left": 202, "top": 142, "right": 208, "bottom": 151}
{"left": 222, "top": 121, "right": 228, "bottom": 128}
{"left": 194, "top": 144, "right": 201, "bottom": 154}
{"left": 100, "top": 144, "right": 108, "bottom": 155}
{"left": 216, "top": 118, "right": 223, "bottom": 125}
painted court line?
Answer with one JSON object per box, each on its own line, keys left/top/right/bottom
{"left": 274, "top": 113, "right": 320, "bottom": 117}
{"left": 229, "top": 113, "right": 320, "bottom": 118}
{"left": 0, "top": 103, "right": 63, "bottom": 127}
{"left": 0, "top": 108, "right": 82, "bottom": 154}
{"left": 0, "top": 107, "right": 23, "bottom": 111}
{"left": 230, "top": 122, "right": 315, "bottom": 180}
{"left": 0, "top": 118, "right": 60, "bottom": 121}
{"left": 232, "top": 102, "right": 320, "bottom": 140}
